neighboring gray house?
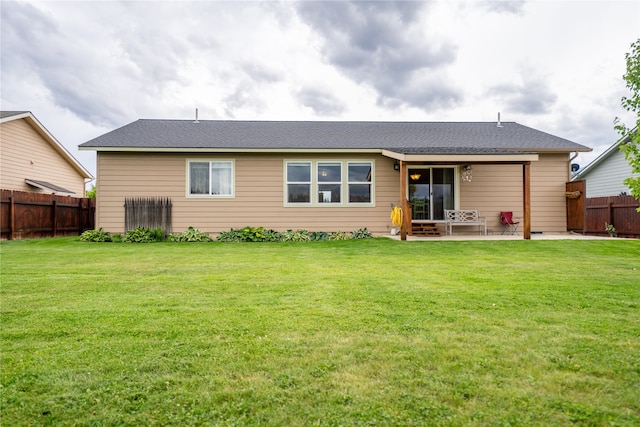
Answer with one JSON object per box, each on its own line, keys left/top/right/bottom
{"left": 573, "top": 134, "right": 638, "bottom": 197}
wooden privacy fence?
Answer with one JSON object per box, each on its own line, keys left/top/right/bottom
{"left": 565, "top": 181, "right": 585, "bottom": 233}
{"left": 566, "top": 181, "right": 640, "bottom": 237}
{"left": 584, "top": 195, "right": 640, "bottom": 238}
{"left": 0, "top": 189, "right": 95, "bottom": 240}
{"left": 124, "top": 197, "right": 172, "bottom": 234}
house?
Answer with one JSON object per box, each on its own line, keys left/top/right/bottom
{"left": 1, "top": 111, "right": 92, "bottom": 195}
{"left": 79, "top": 119, "right": 591, "bottom": 239}
{"left": 572, "top": 133, "right": 639, "bottom": 197}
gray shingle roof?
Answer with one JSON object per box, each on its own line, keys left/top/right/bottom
{"left": 79, "top": 119, "right": 591, "bottom": 154}
{"left": 25, "top": 179, "right": 75, "bottom": 195}
{"left": 0, "top": 111, "right": 29, "bottom": 120}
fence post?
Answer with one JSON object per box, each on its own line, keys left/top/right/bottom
{"left": 9, "top": 194, "right": 15, "bottom": 240}
{"left": 608, "top": 201, "right": 614, "bottom": 230}
{"left": 90, "top": 198, "right": 96, "bottom": 230}
{"left": 78, "top": 197, "right": 83, "bottom": 233}
{"left": 52, "top": 199, "right": 57, "bottom": 237}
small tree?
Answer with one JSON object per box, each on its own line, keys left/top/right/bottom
{"left": 615, "top": 39, "right": 640, "bottom": 209}
{"left": 86, "top": 185, "right": 96, "bottom": 198}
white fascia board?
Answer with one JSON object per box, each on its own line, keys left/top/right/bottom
{"left": 382, "top": 150, "right": 538, "bottom": 162}
{"left": 80, "top": 147, "right": 383, "bottom": 154}
{"left": 0, "top": 112, "right": 31, "bottom": 123}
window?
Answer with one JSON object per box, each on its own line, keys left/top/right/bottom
{"left": 287, "top": 162, "right": 311, "bottom": 203}
{"left": 348, "top": 162, "right": 372, "bottom": 203}
{"left": 188, "top": 160, "right": 234, "bottom": 197}
{"left": 317, "top": 162, "right": 341, "bottom": 203}
{"left": 285, "top": 160, "right": 373, "bottom": 206}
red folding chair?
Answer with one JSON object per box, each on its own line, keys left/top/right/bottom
{"left": 499, "top": 211, "right": 519, "bottom": 235}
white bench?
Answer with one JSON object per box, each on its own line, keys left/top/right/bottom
{"left": 445, "top": 210, "right": 487, "bottom": 235}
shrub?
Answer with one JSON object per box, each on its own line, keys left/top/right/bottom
{"left": 259, "top": 228, "right": 283, "bottom": 242}
{"left": 80, "top": 228, "right": 112, "bottom": 242}
{"left": 239, "top": 226, "right": 279, "bottom": 242}
{"left": 217, "top": 227, "right": 282, "bottom": 242}
{"left": 216, "top": 228, "right": 244, "bottom": 242}
{"left": 281, "top": 229, "right": 311, "bottom": 242}
{"left": 123, "top": 226, "right": 165, "bottom": 243}
{"left": 239, "top": 226, "right": 267, "bottom": 242}
{"left": 169, "top": 226, "right": 212, "bottom": 242}
{"left": 351, "top": 227, "right": 373, "bottom": 239}
{"left": 604, "top": 222, "right": 618, "bottom": 237}
{"left": 329, "top": 231, "right": 350, "bottom": 241}
{"left": 215, "top": 227, "right": 371, "bottom": 242}
{"left": 310, "top": 231, "right": 330, "bottom": 241}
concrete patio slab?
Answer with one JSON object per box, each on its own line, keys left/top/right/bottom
{"left": 385, "top": 232, "right": 623, "bottom": 241}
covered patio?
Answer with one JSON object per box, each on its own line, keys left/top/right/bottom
{"left": 383, "top": 149, "right": 538, "bottom": 240}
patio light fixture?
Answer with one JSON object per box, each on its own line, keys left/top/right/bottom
{"left": 461, "top": 165, "right": 472, "bottom": 182}
{"left": 393, "top": 160, "right": 400, "bottom": 171}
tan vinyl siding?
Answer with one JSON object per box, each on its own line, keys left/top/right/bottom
{"left": 96, "top": 152, "right": 400, "bottom": 234}
{"left": 459, "top": 163, "right": 523, "bottom": 234}
{"left": 458, "top": 154, "right": 570, "bottom": 233}
{"left": 0, "top": 119, "right": 85, "bottom": 195}
{"left": 530, "top": 153, "right": 571, "bottom": 232}
{"left": 96, "top": 152, "right": 571, "bottom": 235}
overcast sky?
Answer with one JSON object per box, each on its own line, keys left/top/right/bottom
{"left": 2, "top": 0, "right": 639, "bottom": 178}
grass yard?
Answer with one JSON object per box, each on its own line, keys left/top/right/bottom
{"left": 1, "top": 237, "right": 639, "bottom": 426}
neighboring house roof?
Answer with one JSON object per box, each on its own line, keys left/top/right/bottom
{"left": 573, "top": 144, "right": 618, "bottom": 181}
{"left": 79, "top": 120, "right": 591, "bottom": 156}
{"left": 1, "top": 111, "right": 93, "bottom": 179}
{"left": 25, "top": 179, "right": 76, "bottom": 196}
{"left": 573, "top": 132, "right": 633, "bottom": 180}
{"left": 1, "top": 111, "right": 29, "bottom": 119}
{"left": 572, "top": 131, "right": 638, "bottom": 197}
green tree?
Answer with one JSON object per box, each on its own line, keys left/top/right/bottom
{"left": 86, "top": 185, "right": 96, "bottom": 198}
{"left": 615, "top": 39, "right": 640, "bottom": 208}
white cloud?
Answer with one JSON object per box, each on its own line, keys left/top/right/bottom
{"left": 296, "top": 1, "right": 461, "bottom": 110}
{"left": 1, "top": 0, "right": 639, "bottom": 175}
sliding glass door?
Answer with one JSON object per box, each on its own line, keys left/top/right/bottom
{"left": 408, "top": 167, "right": 455, "bottom": 220}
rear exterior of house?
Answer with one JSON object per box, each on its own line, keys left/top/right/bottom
{"left": 81, "top": 120, "right": 590, "bottom": 237}
{"left": 1, "top": 111, "right": 92, "bottom": 195}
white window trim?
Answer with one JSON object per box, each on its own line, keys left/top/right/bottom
{"left": 186, "top": 159, "right": 235, "bottom": 198}
{"left": 317, "top": 161, "right": 343, "bottom": 205}
{"left": 347, "top": 161, "right": 374, "bottom": 205}
{"left": 285, "top": 161, "right": 312, "bottom": 205}
{"left": 284, "top": 159, "right": 375, "bottom": 207}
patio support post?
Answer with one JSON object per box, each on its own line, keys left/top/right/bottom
{"left": 400, "top": 160, "right": 409, "bottom": 241}
{"left": 523, "top": 162, "right": 531, "bottom": 239}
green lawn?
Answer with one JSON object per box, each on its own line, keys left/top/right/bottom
{"left": 1, "top": 237, "right": 639, "bottom": 426}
